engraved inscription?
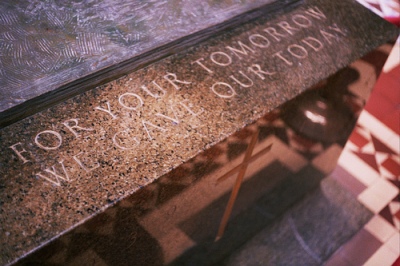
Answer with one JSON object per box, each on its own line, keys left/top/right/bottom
{"left": 7, "top": 6, "right": 346, "bottom": 187}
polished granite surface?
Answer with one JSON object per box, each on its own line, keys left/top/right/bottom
{"left": 0, "top": 0, "right": 296, "bottom": 127}
{"left": 0, "top": 0, "right": 397, "bottom": 264}
{"left": 13, "top": 49, "right": 395, "bottom": 265}
{"left": 0, "top": 0, "right": 279, "bottom": 112}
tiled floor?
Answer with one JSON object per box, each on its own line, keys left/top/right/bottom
{"left": 326, "top": 37, "right": 400, "bottom": 266}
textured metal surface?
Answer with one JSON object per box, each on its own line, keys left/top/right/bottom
{"left": 0, "top": 0, "right": 280, "bottom": 115}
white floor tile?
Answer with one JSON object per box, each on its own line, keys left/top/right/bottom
{"left": 338, "top": 150, "right": 380, "bottom": 186}
{"left": 365, "top": 215, "right": 397, "bottom": 242}
{"left": 360, "top": 143, "right": 375, "bottom": 154}
{"left": 389, "top": 202, "right": 400, "bottom": 215}
{"left": 346, "top": 141, "right": 360, "bottom": 152}
{"left": 394, "top": 216, "right": 400, "bottom": 231}
{"left": 387, "top": 135, "right": 400, "bottom": 155}
{"left": 375, "top": 153, "right": 390, "bottom": 165}
{"left": 368, "top": 178, "right": 399, "bottom": 204}
{"left": 358, "top": 111, "right": 399, "bottom": 153}
{"left": 383, "top": 37, "right": 400, "bottom": 73}
{"left": 386, "top": 232, "right": 400, "bottom": 255}
{"left": 358, "top": 190, "right": 390, "bottom": 214}
{"left": 363, "top": 245, "right": 398, "bottom": 266}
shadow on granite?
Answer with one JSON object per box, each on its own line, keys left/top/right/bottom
{"left": 15, "top": 65, "right": 370, "bottom": 265}
{"left": 12, "top": 145, "right": 373, "bottom": 266}
{"left": 20, "top": 162, "right": 370, "bottom": 266}
{"left": 1, "top": 0, "right": 397, "bottom": 262}
{"left": 170, "top": 164, "right": 326, "bottom": 266}
{"left": 281, "top": 66, "right": 360, "bottom": 143}
{"left": 224, "top": 177, "right": 373, "bottom": 266}
{"left": 15, "top": 158, "right": 327, "bottom": 266}
{"left": 8, "top": 39, "right": 393, "bottom": 265}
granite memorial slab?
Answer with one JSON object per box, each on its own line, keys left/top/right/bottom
{"left": 0, "top": 0, "right": 397, "bottom": 264}
{"left": 0, "top": 0, "right": 300, "bottom": 128}
{"left": 8, "top": 55, "right": 386, "bottom": 264}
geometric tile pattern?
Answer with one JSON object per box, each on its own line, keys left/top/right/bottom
{"left": 355, "top": 0, "right": 400, "bottom": 26}
{"left": 328, "top": 36, "right": 400, "bottom": 266}
{"left": 329, "top": 114, "right": 400, "bottom": 265}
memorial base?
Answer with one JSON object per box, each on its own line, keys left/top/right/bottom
{"left": 14, "top": 46, "right": 390, "bottom": 265}
{"left": 0, "top": 0, "right": 397, "bottom": 264}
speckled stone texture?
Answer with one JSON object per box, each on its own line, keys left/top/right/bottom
{"left": 0, "top": 0, "right": 397, "bottom": 264}
{"left": 0, "top": 0, "right": 299, "bottom": 127}
{"left": 0, "top": 0, "right": 280, "bottom": 114}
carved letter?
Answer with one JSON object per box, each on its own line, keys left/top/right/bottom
{"left": 34, "top": 130, "right": 62, "bottom": 151}
{"left": 141, "top": 81, "right": 167, "bottom": 99}
{"left": 9, "top": 142, "right": 31, "bottom": 164}
{"left": 156, "top": 110, "right": 180, "bottom": 125}
{"left": 119, "top": 93, "right": 144, "bottom": 110}
{"left": 302, "top": 36, "right": 324, "bottom": 52}
{"left": 63, "top": 119, "right": 94, "bottom": 138}
{"left": 191, "top": 58, "right": 214, "bottom": 74}
{"left": 36, "top": 160, "right": 70, "bottom": 186}
{"left": 287, "top": 44, "right": 308, "bottom": 59}
{"left": 95, "top": 101, "right": 118, "bottom": 119}
{"left": 156, "top": 101, "right": 204, "bottom": 126}
{"left": 210, "top": 51, "right": 232, "bottom": 66}
{"left": 179, "top": 99, "right": 204, "bottom": 117}
{"left": 272, "top": 50, "right": 293, "bottom": 66}
{"left": 249, "top": 34, "right": 270, "bottom": 48}
{"left": 263, "top": 27, "right": 287, "bottom": 41}
{"left": 226, "top": 41, "right": 255, "bottom": 59}
{"left": 229, "top": 71, "right": 254, "bottom": 88}
{"left": 305, "top": 7, "right": 326, "bottom": 20}
{"left": 113, "top": 130, "right": 140, "bottom": 150}
{"left": 247, "top": 64, "right": 276, "bottom": 80}
{"left": 292, "top": 14, "right": 312, "bottom": 28}
{"left": 163, "top": 73, "right": 191, "bottom": 90}
{"left": 73, "top": 152, "right": 100, "bottom": 172}
{"left": 328, "top": 24, "right": 346, "bottom": 36}
{"left": 142, "top": 120, "right": 167, "bottom": 140}
{"left": 320, "top": 29, "right": 338, "bottom": 44}
{"left": 211, "top": 82, "right": 237, "bottom": 98}
{"left": 277, "top": 21, "right": 298, "bottom": 35}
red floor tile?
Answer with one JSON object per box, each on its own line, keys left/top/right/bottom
{"left": 371, "top": 135, "right": 397, "bottom": 155}
{"left": 386, "top": 65, "right": 400, "bottom": 82}
{"left": 374, "top": 73, "right": 400, "bottom": 105}
{"left": 349, "top": 129, "right": 370, "bottom": 149}
{"left": 392, "top": 256, "right": 400, "bottom": 266}
{"left": 381, "top": 156, "right": 400, "bottom": 176}
{"left": 380, "top": 205, "right": 397, "bottom": 226}
{"left": 395, "top": 209, "right": 400, "bottom": 221}
{"left": 353, "top": 151, "right": 380, "bottom": 172}
{"left": 381, "top": 109, "right": 400, "bottom": 135}
{"left": 365, "top": 92, "right": 396, "bottom": 120}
